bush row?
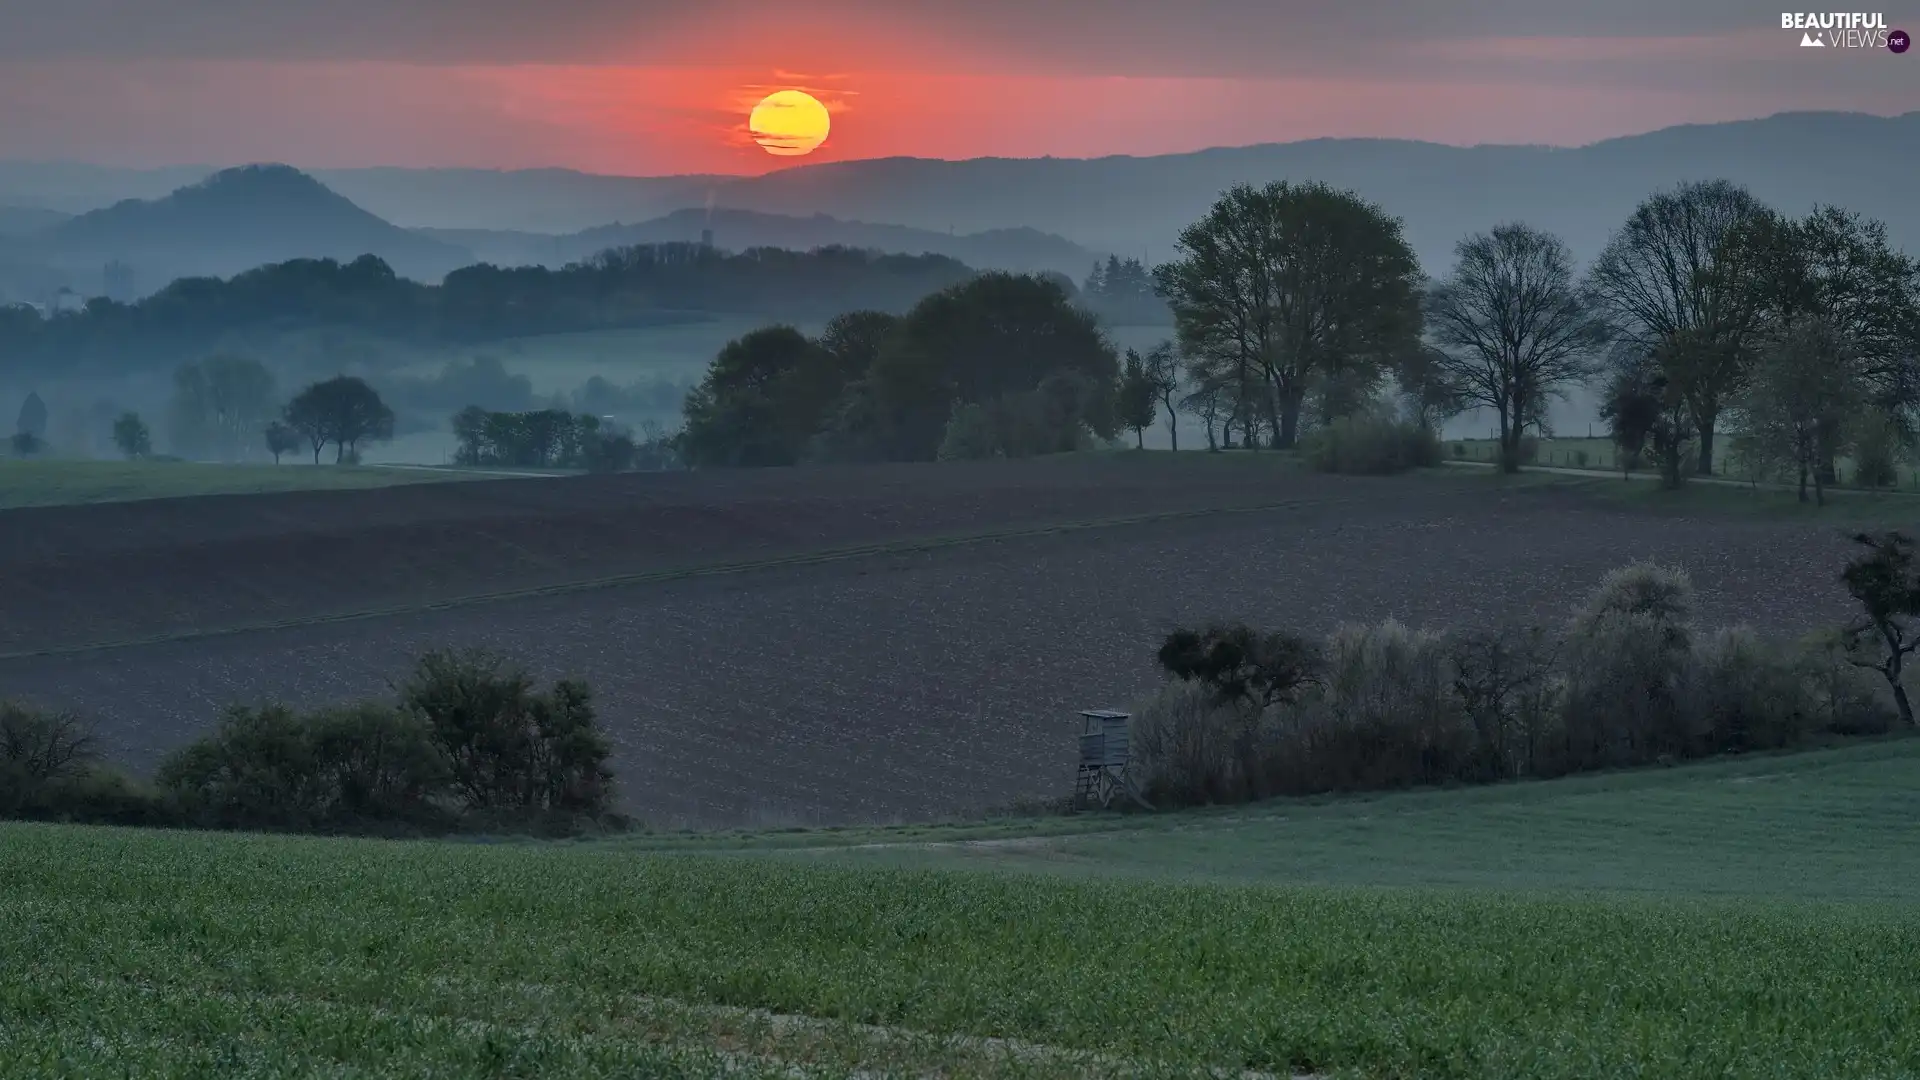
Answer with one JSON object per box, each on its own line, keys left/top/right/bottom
{"left": 1130, "top": 563, "right": 1902, "bottom": 807}
{"left": 0, "top": 650, "right": 621, "bottom": 836}
{"left": 1302, "top": 415, "right": 1443, "bottom": 475}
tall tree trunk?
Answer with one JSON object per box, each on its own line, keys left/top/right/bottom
{"left": 1278, "top": 390, "right": 1305, "bottom": 449}
{"left": 1163, "top": 405, "right": 1179, "bottom": 453}
{"left": 1797, "top": 461, "right": 1808, "bottom": 503}
{"left": 1134, "top": 428, "right": 1144, "bottom": 449}
{"left": 1497, "top": 399, "right": 1519, "bottom": 474}
{"left": 1695, "top": 415, "right": 1717, "bottom": 476}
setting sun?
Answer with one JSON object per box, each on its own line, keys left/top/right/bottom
{"left": 748, "top": 90, "right": 831, "bottom": 157}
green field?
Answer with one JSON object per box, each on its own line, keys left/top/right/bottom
{"left": 7, "top": 741, "right": 1918, "bottom": 1079}
{"left": 0, "top": 459, "right": 481, "bottom": 510}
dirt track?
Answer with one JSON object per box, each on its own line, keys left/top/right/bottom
{"left": 0, "top": 460, "right": 1876, "bottom": 826}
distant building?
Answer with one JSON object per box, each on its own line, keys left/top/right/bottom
{"left": 103, "top": 261, "right": 136, "bottom": 302}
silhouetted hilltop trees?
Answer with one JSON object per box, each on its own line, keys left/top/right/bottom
{"left": 0, "top": 242, "right": 979, "bottom": 377}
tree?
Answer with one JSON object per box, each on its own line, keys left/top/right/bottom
{"left": 1735, "top": 205, "right": 1920, "bottom": 483}
{"left": 1154, "top": 181, "right": 1424, "bottom": 448}
{"left": 1392, "top": 344, "right": 1463, "bottom": 432}
{"left": 264, "top": 420, "right": 299, "bottom": 464}
{"left": 167, "top": 355, "right": 278, "bottom": 461}
{"left": 1142, "top": 341, "right": 1183, "bottom": 451}
{"left": 1426, "top": 224, "right": 1607, "bottom": 472}
{"left": 1600, "top": 348, "right": 1692, "bottom": 488}
{"left": 1118, "top": 349, "right": 1158, "bottom": 448}
{"left": 283, "top": 376, "right": 394, "bottom": 464}
{"left": 111, "top": 412, "right": 152, "bottom": 459}
{"left": 861, "top": 273, "right": 1118, "bottom": 461}
{"left": 678, "top": 325, "right": 830, "bottom": 467}
{"left": 1587, "top": 180, "right": 1772, "bottom": 476}
{"left": 1840, "top": 531, "right": 1920, "bottom": 727}
{"left": 1730, "top": 317, "right": 1862, "bottom": 505}
{"left": 14, "top": 391, "right": 47, "bottom": 442}
{"left": 1181, "top": 354, "right": 1230, "bottom": 451}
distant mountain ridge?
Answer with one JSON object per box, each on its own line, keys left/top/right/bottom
{"left": 23, "top": 165, "right": 470, "bottom": 286}
{"left": 0, "top": 111, "right": 1914, "bottom": 285}
{"left": 417, "top": 208, "right": 1102, "bottom": 277}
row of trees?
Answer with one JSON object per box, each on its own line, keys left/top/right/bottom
{"left": 1140, "top": 179, "right": 1919, "bottom": 491}
{"left": 0, "top": 244, "right": 985, "bottom": 377}
{"left": 450, "top": 406, "right": 671, "bottom": 472}
{"left": 677, "top": 273, "right": 1123, "bottom": 467}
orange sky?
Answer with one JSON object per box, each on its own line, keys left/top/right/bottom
{"left": 0, "top": 1, "right": 1913, "bottom": 174}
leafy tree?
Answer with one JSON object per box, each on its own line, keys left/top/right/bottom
{"left": 1840, "top": 531, "right": 1920, "bottom": 727}
{"left": 1157, "top": 623, "right": 1323, "bottom": 709}
{"left": 284, "top": 376, "right": 394, "bottom": 464}
{"left": 679, "top": 325, "right": 831, "bottom": 467}
{"left": 1735, "top": 205, "right": 1920, "bottom": 483}
{"left": 1426, "top": 224, "right": 1608, "bottom": 472}
{"left": 13, "top": 391, "right": 47, "bottom": 441}
{"left": 111, "top": 412, "right": 152, "bottom": 459}
{"left": 168, "top": 354, "right": 278, "bottom": 461}
{"left": 1082, "top": 255, "right": 1168, "bottom": 325}
{"left": 858, "top": 273, "right": 1119, "bottom": 461}
{"left": 1587, "top": 180, "right": 1772, "bottom": 475}
{"left": 1118, "top": 349, "right": 1158, "bottom": 448}
{"left": 1730, "top": 317, "right": 1862, "bottom": 504}
{"left": 1180, "top": 354, "right": 1231, "bottom": 452}
{"left": 264, "top": 420, "right": 300, "bottom": 464}
{"left": 1600, "top": 348, "right": 1691, "bottom": 487}
{"left": 1154, "top": 181, "right": 1424, "bottom": 448}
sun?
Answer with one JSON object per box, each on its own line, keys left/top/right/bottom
{"left": 748, "top": 90, "right": 831, "bottom": 157}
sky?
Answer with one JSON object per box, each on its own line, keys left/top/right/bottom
{"left": 1, "top": 0, "right": 1914, "bottom": 175}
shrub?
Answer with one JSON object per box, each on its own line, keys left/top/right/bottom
{"left": 1851, "top": 413, "right": 1903, "bottom": 488}
{"left": 308, "top": 703, "right": 452, "bottom": 826}
{"left": 1127, "top": 681, "right": 1263, "bottom": 806}
{"left": 1, "top": 703, "right": 170, "bottom": 825}
{"left": 1452, "top": 442, "right": 1467, "bottom": 459}
{"left": 1794, "top": 629, "right": 1900, "bottom": 736}
{"left": 397, "top": 649, "right": 615, "bottom": 817}
{"left": 1288, "top": 620, "right": 1470, "bottom": 792}
{"left": 1448, "top": 625, "right": 1562, "bottom": 779}
{"left": 148, "top": 650, "right": 618, "bottom": 835}
{"left": 157, "top": 705, "right": 332, "bottom": 830}
{"left": 936, "top": 402, "right": 1000, "bottom": 461}
{"left": 1302, "top": 416, "right": 1442, "bottom": 475}
{"left": 1518, "top": 435, "right": 1540, "bottom": 464}
{"left": 1570, "top": 561, "right": 1694, "bottom": 644}
{"left": 1574, "top": 449, "right": 1590, "bottom": 468}
{"left": 1685, "top": 627, "right": 1818, "bottom": 752}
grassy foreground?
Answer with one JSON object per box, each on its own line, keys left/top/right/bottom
{"left": 6, "top": 743, "right": 1920, "bottom": 1079}
{"left": 0, "top": 459, "right": 478, "bottom": 510}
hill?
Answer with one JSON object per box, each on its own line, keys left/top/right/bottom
{"left": 0, "top": 205, "right": 67, "bottom": 235}
{"left": 705, "top": 110, "right": 1920, "bottom": 270}
{"left": 416, "top": 208, "right": 1101, "bottom": 276}
{"left": 24, "top": 165, "right": 472, "bottom": 289}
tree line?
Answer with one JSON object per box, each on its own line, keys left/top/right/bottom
{"left": 671, "top": 177, "right": 1917, "bottom": 487}
{"left": 0, "top": 242, "right": 984, "bottom": 377}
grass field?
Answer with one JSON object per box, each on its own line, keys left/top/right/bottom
{"left": 6, "top": 741, "right": 1918, "bottom": 1079}
{"left": 0, "top": 459, "right": 477, "bottom": 510}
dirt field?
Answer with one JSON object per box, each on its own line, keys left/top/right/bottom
{"left": 0, "top": 457, "right": 1873, "bottom": 827}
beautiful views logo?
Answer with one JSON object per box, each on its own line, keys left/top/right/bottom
{"left": 1780, "top": 11, "right": 1908, "bottom": 48}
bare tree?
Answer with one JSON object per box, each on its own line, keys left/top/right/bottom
{"left": 1142, "top": 341, "right": 1183, "bottom": 451}
{"left": 1427, "top": 224, "right": 1607, "bottom": 472}
{"left": 1587, "top": 180, "right": 1771, "bottom": 476}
